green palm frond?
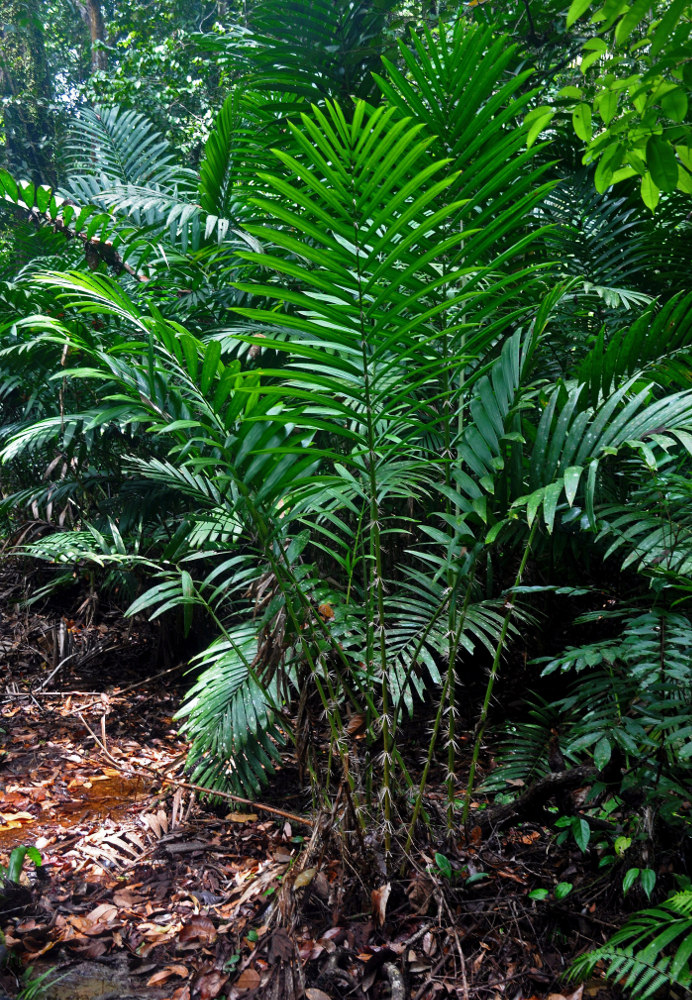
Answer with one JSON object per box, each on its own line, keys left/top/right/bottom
{"left": 597, "top": 473, "right": 692, "bottom": 581}
{"left": 0, "top": 170, "right": 138, "bottom": 268}
{"left": 481, "top": 696, "right": 564, "bottom": 793}
{"left": 175, "top": 623, "right": 288, "bottom": 797}
{"left": 538, "top": 608, "right": 692, "bottom": 775}
{"left": 577, "top": 292, "right": 692, "bottom": 404}
{"left": 538, "top": 170, "right": 650, "bottom": 297}
{"left": 375, "top": 22, "right": 552, "bottom": 268}
{"left": 64, "top": 106, "right": 194, "bottom": 190}
{"left": 513, "top": 374, "right": 692, "bottom": 533}
{"left": 569, "top": 891, "right": 692, "bottom": 999}
{"left": 242, "top": 0, "right": 398, "bottom": 102}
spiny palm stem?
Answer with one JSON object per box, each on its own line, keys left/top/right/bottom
{"left": 461, "top": 518, "right": 538, "bottom": 830}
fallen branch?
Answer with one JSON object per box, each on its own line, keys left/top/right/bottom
{"left": 25, "top": 201, "right": 148, "bottom": 282}
{"left": 473, "top": 765, "right": 598, "bottom": 834}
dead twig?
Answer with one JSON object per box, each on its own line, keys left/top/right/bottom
{"left": 115, "top": 662, "right": 186, "bottom": 696}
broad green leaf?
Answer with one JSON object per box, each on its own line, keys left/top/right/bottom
{"left": 676, "top": 145, "right": 692, "bottom": 171}
{"left": 639, "top": 868, "right": 656, "bottom": 899}
{"left": 614, "top": 0, "right": 652, "bottom": 44}
{"left": 650, "top": 0, "right": 689, "bottom": 56}
{"left": 543, "top": 480, "right": 564, "bottom": 533}
{"left": 485, "top": 521, "right": 506, "bottom": 545}
{"left": 558, "top": 85, "right": 583, "bottom": 99}
{"left": 567, "top": 0, "right": 594, "bottom": 28}
{"left": 628, "top": 149, "right": 647, "bottom": 175}
{"left": 661, "top": 87, "right": 688, "bottom": 123}
{"left": 594, "top": 735, "right": 612, "bottom": 770}
{"left": 525, "top": 106, "right": 555, "bottom": 148}
{"left": 573, "top": 104, "right": 593, "bottom": 142}
{"left": 595, "top": 149, "right": 616, "bottom": 192}
{"left": 526, "top": 488, "right": 545, "bottom": 527}
{"left": 623, "top": 867, "right": 640, "bottom": 894}
{"left": 563, "top": 467, "right": 582, "bottom": 507}
{"left": 581, "top": 39, "right": 607, "bottom": 74}
{"left": 641, "top": 171, "right": 660, "bottom": 211}
{"left": 200, "top": 340, "right": 222, "bottom": 395}
{"left": 597, "top": 89, "right": 618, "bottom": 125}
{"left": 573, "top": 818, "right": 590, "bottom": 852}
{"left": 435, "top": 853, "right": 453, "bottom": 879}
{"left": 677, "top": 166, "right": 692, "bottom": 194}
{"left": 529, "top": 888, "right": 549, "bottom": 900}
{"left": 647, "top": 135, "right": 678, "bottom": 192}
{"left": 614, "top": 836, "right": 631, "bottom": 856}
{"left": 611, "top": 166, "right": 637, "bottom": 183}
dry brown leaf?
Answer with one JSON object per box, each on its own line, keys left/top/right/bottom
{"left": 268, "top": 927, "right": 293, "bottom": 963}
{"left": 113, "top": 887, "right": 144, "bottom": 906}
{"left": 548, "top": 987, "right": 583, "bottom": 1000}
{"left": 345, "top": 713, "right": 366, "bottom": 736}
{"left": 85, "top": 903, "right": 118, "bottom": 924}
{"left": 306, "top": 989, "right": 332, "bottom": 1000}
{"left": 0, "top": 819, "right": 29, "bottom": 832}
{"left": 178, "top": 914, "right": 217, "bottom": 945}
{"left": 226, "top": 812, "right": 258, "bottom": 823}
{"left": 371, "top": 882, "right": 391, "bottom": 927}
{"left": 235, "top": 968, "right": 261, "bottom": 991}
{"left": 195, "top": 970, "right": 229, "bottom": 999}
{"left": 147, "top": 965, "right": 189, "bottom": 986}
{"left": 422, "top": 931, "right": 436, "bottom": 957}
{"left": 407, "top": 874, "right": 434, "bottom": 914}
{"left": 293, "top": 866, "right": 317, "bottom": 890}
{"left": 17, "top": 939, "right": 56, "bottom": 961}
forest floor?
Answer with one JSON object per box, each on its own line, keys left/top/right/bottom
{"left": 0, "top": 568, "right": 619, "bottom": 1000}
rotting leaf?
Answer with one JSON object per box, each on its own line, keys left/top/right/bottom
{"left": 268, "top": 927, "right": 294, "bottom": 963}
{"left": 371, "top": 882, "right": 391, "bottom": 927}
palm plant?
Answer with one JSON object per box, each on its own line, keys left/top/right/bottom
{"left": 3, "top": 10, "right": 692, "bottom": 879}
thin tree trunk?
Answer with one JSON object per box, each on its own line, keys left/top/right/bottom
{"left": 84, "top": 0, "right": 107, "bottom": 72}
{"left": 0, "top": 0, "right": 54, "bottom": 183}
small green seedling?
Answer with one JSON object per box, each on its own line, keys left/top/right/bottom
{"left": 623, "top": 867, "right": 656, "bottom": 899}
{"left": 1, "top": 845, "right": 42, "bottom": 883}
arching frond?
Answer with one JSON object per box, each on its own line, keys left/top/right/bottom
{"left": 63, "top": 105, "right": 194, "bottom": 190}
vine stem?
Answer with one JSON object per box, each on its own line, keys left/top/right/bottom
{"left": 461, "top": 519, "right": 538, "bottom": 830}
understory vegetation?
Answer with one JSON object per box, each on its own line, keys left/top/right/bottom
{"left": 1, "top": 0, "right": 691, "bottom": 994}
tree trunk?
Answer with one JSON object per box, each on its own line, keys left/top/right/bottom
{"left": 83, "top": 0, "right": 107, "bottom": 72}
{"left": 0, "top": 0, "right": 54, "bottom": 184}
